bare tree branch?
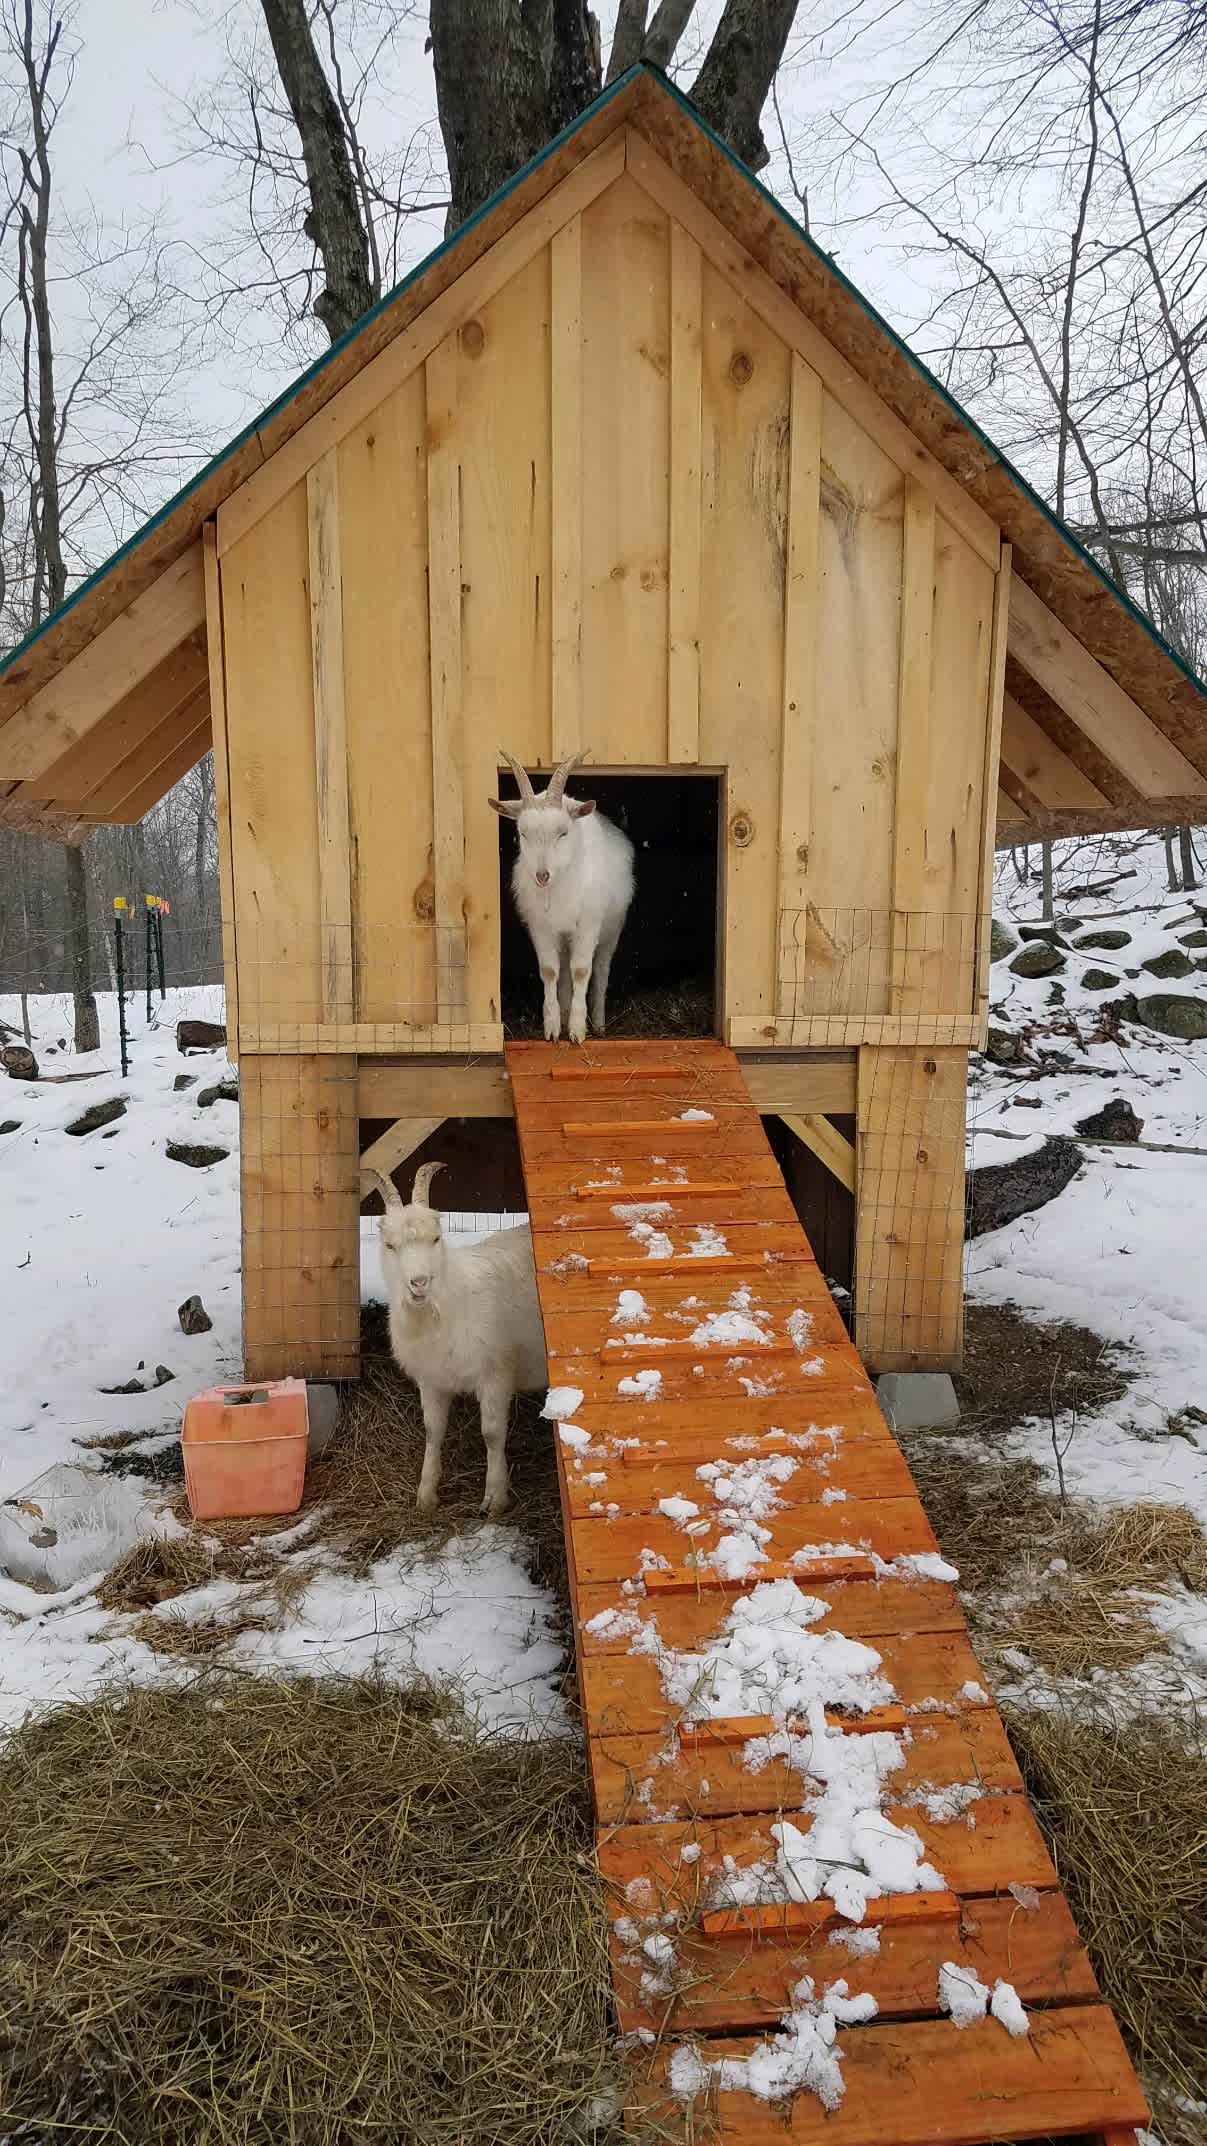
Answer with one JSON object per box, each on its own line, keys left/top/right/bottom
{"left": 691, "top": 0, "right": 801, "bottom": 172}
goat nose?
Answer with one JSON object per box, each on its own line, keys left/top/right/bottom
{"left": 535, "top": 869, "right": 550, "bottom": 886}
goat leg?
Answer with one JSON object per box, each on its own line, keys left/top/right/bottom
{"left": 479, "top": 1377, "right": 514, "bottom": 1516}
{"left": 417, "top": 1384, "right": 452, "bottom": 1512}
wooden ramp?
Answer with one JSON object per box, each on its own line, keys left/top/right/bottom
{"left": 508, "top": 1039, "right": 1148, "bottom": 2146}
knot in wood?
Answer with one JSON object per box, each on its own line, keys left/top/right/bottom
{"left": 729, "top": 809, "right": 755, "bottom": 849}
{"left": 729, "top": 350, "right": 754, "bottom": 386}
{"left": 459, "top": 318, "right": 485, "bottom": 358}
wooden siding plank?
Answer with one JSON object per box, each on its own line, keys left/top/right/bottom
{"left": 920, "top": 512, "right": 995, "bottom": 1014}
{"left": 581, "top": 172, "right": 671, "bottom": 763}
{"left": 1009, "top": 575, "right": 1207, "bottom": 798}
{"left": 890, "top": 479, "right": 936, "bottom": 1012}
{"left": 221, "top": 484, "right": 322, "bottom": 1030}
{"left": 976, "top": 541, "right": 1011, "bottom": 1016}
{"left": 306, "top": 451, "right": 354, "bottom": 1022}
{"left": 425, "top": 335, "right": 468, "bottom": 1025}
{"left": 217, "top": 133, "right": 625, "bottom": 560}
{"left": 776, "top": 355, "right": 822, "bottom": 1016}
{"left": 625, "top": 130, "right": 1000, "bottom": 574}
{"left": 551, "top": 217, "right": 583, "bottom": 759}
{"left": 700, "top": 257, "right": 790, "bottom": 1032}
{"left": 239, "top": 1053, "right": 361, "bottom": 1382}
{"left": 203, "top": 523, "right": 239, "bottom": 1061}
{"left": 667, "top": 219, "right": 702, "bottom": 763}
{"left": 336, "top": 372, "right": 434, "bottom": 1025}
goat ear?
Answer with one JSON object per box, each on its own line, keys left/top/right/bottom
{"left": 568, "top": 797, "right": 596, "bottom": 819}
{"left": 489, "top": 797, "right": 523, "bottom": 820}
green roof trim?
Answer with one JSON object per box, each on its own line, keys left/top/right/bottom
{"left": 4, "top": 59, "right": 1204, "bottom": 707}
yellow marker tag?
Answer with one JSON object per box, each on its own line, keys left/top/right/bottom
{"left": 113, "top": 896, "right": 128, "bottom": 912}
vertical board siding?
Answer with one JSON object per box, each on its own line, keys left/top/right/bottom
{"left": 425, "top": 335, "right": 468, "bottom": 1024}
{"left": 457, "top": 249, "right": 554, "bottom": 1022}
{"left": 890, "top": 480, "right": 937, "bottom": 1015}
{"left": 581, "top": 174, "right": 671, "bottom": 763}
{"left": 337, "top": 374, "right": 434, "bottom": 1026}
{"left": 925, "top": 516, "right": 996, "bottom": 1013}
{"left": 551, "top": 218, "right": 584, "bottom": 760}
{"left": 804, "top": 391, "right": 904, "bottom": 1019}
{"left": 222, "top": 484, "right": 321, "bottom": 1029}
{"left": 700, "top": 257, "right": 790, "bottom": 1031}
{"left": 202, "top": 523, "right": 239, "bottom": 1056}
{"left": 776, "top": 355, "right": 822, "bottom": 1017}
{"left": 306, "top": 451, "right": 354, "bottom": 1021}
{"left": 667, "top": 221, "right": 703, "bottom": 764}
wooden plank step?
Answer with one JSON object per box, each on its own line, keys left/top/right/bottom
{"left": 511, "top": 1075, "right": 755, "bottom": 1115}
{"left": 619, "top": 1891, "right": 1095, "bottom": 2039}
{"left": 610, "top": 1891, "right": 1093, "bottom": 2037}
{"left": 582, "top": 1630, "right": 991, "bottom": 1738}
{"left": 560, "top": 1391, "right": 880, "bottom": 1444}
{"left": 631, "top": 2007, "right": 1149, "bottom": 2142}
{"left": 589, "top": 1707, "right": 1021, "bottom": 1823}
{"left": 560, "top": 1437, "right": 915, "bottom": 1517}
{"left": 568, "top": 1498, "right": 938, "bottom": 1587}
{"left": 536, "top": 1250, "right": 837, "bottom": 1303}
{"left": 507, "top": 1038, "right": 739, "bottom": 1067}
{"left": 516, "top": 1123, "right": 779, "bottom": 1166}
{"left": 578, "top": 1574, "right": 965, "bottom": 1645}
{"left": 525, "top": 1180, "right": 803, "bottom": 1225}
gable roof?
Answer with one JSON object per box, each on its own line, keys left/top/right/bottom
{"left": 2, "top": 62, "right": 1205, "bottom": 843}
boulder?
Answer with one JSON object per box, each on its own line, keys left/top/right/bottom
{"left": 0, "top": 1118, "right": 19, "bottom": 1135}
{"left": 197, "top": 1078, "right": 239, "bottom": 1108}
{"left": 1142, "top": 948, "right": 1195, "bottom": 979}
{"left": 173, "top": 1074, "right": 196, "bottom": 1092}
{"left": 1, "top": 1043, "right": 38, "bottom": 1081}
{"left": 1010, "top": 942, "right": 1065, "bottom": 978}
{"left": 1017, "top": 924, "right": 1068, "bottom": 946}
{"left": 966, "top": 1135, "right": 1082, "bottom": 1240}
{"left": 1134, "top": 993, "right": 1207, "bottom": 1041}
{"left": 984, "top": 1026, "right": 1023, "bottom": 1065}
{"left": 66, "top": 1097, "right": 126, "bottom": 1137}
{"left": 1075, "top": 1098, "right": 1143, "bottom": 1143}
{"left": 1081, "top": 968, "right": 1120, "bottom": 992}
{"left": 1178, "top": 928, "right": 1207, "bottom": 949}
{"left": 177, "top": 1019, "right": 226, "bottom": 1053}
{"left": 1075, "top": 929, "right": 1130, "bottom": 951}
{"left": 989, "top": 919, "right": 1017, "bottom": 962}
{"left": 178, "top": 1295, "right": 213, "bottom": 1336}
{"left": 166, "top": 1140, "right": 230, "bottom": 1169}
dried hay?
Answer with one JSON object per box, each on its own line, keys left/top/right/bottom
{"left": 0, "top": 1675, "right": 621, "bottom": 2146}
{"left": 1006, "top": 1702, "right": 1207, "bottom": 2145}
{"left": 996, "top": 1583, "right": 1159, "bottom": 1678}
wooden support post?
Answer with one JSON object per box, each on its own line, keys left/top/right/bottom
{"left": 891, "top": 480, "right": 937, "bottom": 1014}
{"left": 855, "top": 1044, "right": 967, "bottom": 1372}
{"left": 240, "top": 1053, "right": 361, "bottom": 1381}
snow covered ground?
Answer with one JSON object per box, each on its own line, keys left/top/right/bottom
{"left": 0, "top": 985, "right": 562, "bottom": 1736}
{"left": 2, "top": 830, "right": 1205, "bottom": 1740}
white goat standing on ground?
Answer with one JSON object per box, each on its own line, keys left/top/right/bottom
{"left": 490, "top": 748, "right": 635, "bottom": 1043}
{"left": 369, "top": 1162, "right": 547, "bottom": 1517}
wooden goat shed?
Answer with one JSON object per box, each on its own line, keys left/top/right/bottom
{"left": 3, "top": 65, "right": 1206, "bottom": 1383}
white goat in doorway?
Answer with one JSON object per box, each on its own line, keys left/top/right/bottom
{"left": 369, "top": 1161, "right": 547, "bottom": 1517}
{"left": 489, "top": 748, "right": 635, "bottom": 1043}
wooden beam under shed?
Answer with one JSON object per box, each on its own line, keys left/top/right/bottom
{"left": 360, "top": 1116, "right": 445, "bottom": 1184}
{"left": 779, "top": 1111, "right": 856, "bottom": 1193}
{"left": 1000, "top": 692, "right": 1110, "bottom": 814}
{"left": 354, "top": 1052, "right": 858, "bottom": 1123}
{"left": 7, "top": 630, "right": 208, "bottom": 805}
{"left": 74, "top": 686, "right": 209, "bottom": 818}
{"left": 82, "top": 711, "right": 211, "bottom": 825}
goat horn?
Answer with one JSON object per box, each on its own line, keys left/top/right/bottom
{"left": 362, "top": 1166, "right": 402, "bottom": 1214}
{"left": 411, "top": 1160, "right": 445, "bottom": 1208}
{"left": 546, "top": 748, "right": 589, "bottom": 806}
{"left": 498, "top": 748, "right": 536, "bottom": 807}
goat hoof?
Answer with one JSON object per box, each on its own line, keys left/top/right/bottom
{"left": 543, "top": 1017, "right": 561, "bottom": 1043}
{"left": 568, "top": 1014, "right": 587, "bottom": 1045}
{"left": 481, "top": 1492, "right": 510, "bottom": 1518}
{"left": 416, "top": 1485, "right": 438, "bottom": 1515}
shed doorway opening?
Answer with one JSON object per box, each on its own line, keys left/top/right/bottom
{"left": 497, "top": 771, "right": 721, "bottom": 1041}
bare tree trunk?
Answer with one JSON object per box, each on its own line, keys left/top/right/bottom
{"left": 1163, "top": 827, "right": 1180, "bottom": 891}
{"left": 1040, "top": 839, "right": 1054, "bottom": 921}
{"left": 550, "top": 0, "right": 602, "bottom": 133}
{"left": 430, "top": 1, "right": 563, "bottom": 235}
{"left": 1178, "top": 824, "right": 1199, "bottom": 893}
{"left": 691, "top": 0, "right": 801, "bottom": 171}
{"left": 257, "top": 0, "right": 375, "bottom": 341}
{"left": 64, "top": 844, "right": 99, "bottom": 1052}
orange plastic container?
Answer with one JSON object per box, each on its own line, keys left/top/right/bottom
{"left": 182, "top": 1378, "right": 309, "bottom": 1521}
